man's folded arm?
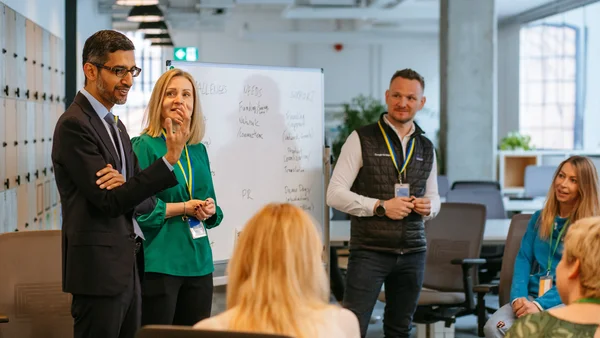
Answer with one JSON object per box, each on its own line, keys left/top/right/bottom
{"left": 55, "top": 116, "right": 177, "bottom": 218}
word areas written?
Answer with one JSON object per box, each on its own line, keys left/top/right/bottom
{"left": 244, "top": 85, "right": 262, "bottom": 98}
{"left": 289, "top": 90, "right": 315, "bottom": 102}
{"left": 285, "top": 111, "right": 306, "bottom": 131}
{"left": 283, "top": 147, "right": 310, "bottom": 163}
{"left": 282, "top": 128, "right": 313, "bottom": 142}
{"left": 239, "top": 101, "right": 269, "bottom": 115}
{"left": 237, "top": 127, "right": 264, "bottom": 139}
{"left": 237, "top": 100, "right": 269, "bottom": 140}
{"left": 241, "top": 189, "right": 254, "bottom": 200}
{"left": 284, "top": 184, "right": 314, "bottom": 211}
{"left": 198, "top": 82, "right": 227, "bottom": 95}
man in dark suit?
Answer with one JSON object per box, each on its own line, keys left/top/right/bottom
{"left": 51, "top": 30, "right": 189, "bottom": 338}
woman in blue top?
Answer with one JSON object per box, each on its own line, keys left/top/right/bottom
{"left": 484, "top": 155, "right": 600, "bottom": 337}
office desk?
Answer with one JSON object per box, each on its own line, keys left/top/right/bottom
{"left": 503, "top": 197, "right": 545, "bottom": 213}
{"left": 330, "top": 219, "right": 513, "bottom": 246}
{"left": 440, "top": 196, "right": 543, "bottom": 213}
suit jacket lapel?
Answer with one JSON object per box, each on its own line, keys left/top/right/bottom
{"left": 74, "top": 93, "right": 123, "bottom": 173}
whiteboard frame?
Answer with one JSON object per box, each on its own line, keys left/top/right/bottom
{"left": 165, "top": 60, "right": 329, "bottom": 283}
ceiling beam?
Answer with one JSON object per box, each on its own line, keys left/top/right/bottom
{"left": 281, "top": 2, "right": 437, "bottom": 20}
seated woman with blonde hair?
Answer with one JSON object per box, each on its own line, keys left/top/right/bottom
{"left": 484, "top": 155, "right": 600, "bottom": 337}
{"left": 194, "top": 203, "right": 360, "bottom": 338}
{"left": 506, "top": 216, "right": 600, "bottom": 337}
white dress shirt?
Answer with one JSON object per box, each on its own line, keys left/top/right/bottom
{"left": 327, "top": 116, "right": 441, "bottom": 220}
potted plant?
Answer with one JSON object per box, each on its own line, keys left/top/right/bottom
{"left": 331, "top": 95, "right": 386, "bottom": 165}
{"left": 499, "top": 131, "right": 533, "bottom": 151}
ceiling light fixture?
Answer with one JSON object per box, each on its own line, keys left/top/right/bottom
{"left": 144, "top": 33, "right": 172, "bottom": 42}
{"left": 138, "top": 21, "right": 168, "bottom": 34}
{"left": 127, "top": 5, "right": 163, "bottom": 22}
{"left": 116, "top": 0, "right": 159, "bottom": 5}
{"left": 151, "top": 40, "right": 174, "bottom": 47}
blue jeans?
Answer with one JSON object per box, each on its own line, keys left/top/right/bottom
{"left": 343, "top": 249, "right": 427, "bottom": 338}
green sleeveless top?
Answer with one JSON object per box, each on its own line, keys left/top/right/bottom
{"left": 506, "top": 312, "right": 598, "bottom": 338}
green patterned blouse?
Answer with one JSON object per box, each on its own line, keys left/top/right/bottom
{"left": 506, "top": 312, "right": 598, "bottom": 338}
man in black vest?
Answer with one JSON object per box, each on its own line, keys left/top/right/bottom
{"left": 327, "top": 69, "right": 441, "bottom": 337}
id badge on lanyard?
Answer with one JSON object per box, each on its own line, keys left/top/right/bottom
{"left": 540, "top": 220, "right": 569, "bottom": 296}
{"left": 539, "top": 275, "right": 553, "bottom": 297}
{"left": 189, "top": 217, "right": 207, "bottom": 239}
{"left": 395, "top": 183, "right": 410, "bottom": 197}
{"left": 161, "top": 130, "right": 204, "bottom": 239}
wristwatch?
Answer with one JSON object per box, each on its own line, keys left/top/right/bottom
{"left": 375, "top": 200, "right": 386, "bottom": 217}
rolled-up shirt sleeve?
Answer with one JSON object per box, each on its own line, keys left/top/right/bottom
{"left": 423, "top": 152, "right": 441, "bottom": 221}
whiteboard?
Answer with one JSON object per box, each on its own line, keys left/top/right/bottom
{"left": 167, "top": 61, "right": 325, "bottom": 262}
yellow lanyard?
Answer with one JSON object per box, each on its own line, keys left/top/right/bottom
{"left": 161, "top": 130, "right": 193, "bottom": 198}
{"left": 378, "top": 120, "right": 415, "bottom": 183}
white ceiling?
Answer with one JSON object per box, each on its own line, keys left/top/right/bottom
{"left": 496, "top": 0, "right": 555, "bottom": 19}
{"left": 103, "top": 0, "right": 558, "bottom": 39}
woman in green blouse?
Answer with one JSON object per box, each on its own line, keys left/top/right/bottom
{"left": 506, "top": 216, "right": 600, "bottom": 338}
{"left": 132, "top": 68, "right": 223, "bottom": 326}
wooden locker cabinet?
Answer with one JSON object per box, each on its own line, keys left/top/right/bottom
{"left": 25, "top": 19, "right": 35, "bottom": 102}
{"left": 14, "top": 11, "right": 26, "bottom": 101}
{"left": 4, "top": 98, "right": 17, "bottom": 191}
{"left": 0, "top": 4, "right": 65, "bottom": 233}
{"left": 0, "top": 4, "right": 6, "bottom": 99}
{"left": 0, "top": 98, "right": 5, "bottom": 192}
{"left": 4, "top": 7, "right": 17, "bottom": 100}
{"left": 16, "top": 100, "right": 27, "bottom": 183}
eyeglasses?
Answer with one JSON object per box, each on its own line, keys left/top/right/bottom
{"left": 92, "top": 63, "right": 142, "bottom": 78}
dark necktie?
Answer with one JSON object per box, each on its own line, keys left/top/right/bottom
{"left": 103, "top": 112, "right": 145, "bottom": 240}
{"left": 104, "top": 112, "right": 121, "bottom": 163}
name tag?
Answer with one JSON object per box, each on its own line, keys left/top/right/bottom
{"left": 539, "top": 275, "right": 552, "bottom": 297}
{"left": 189, "top": 217, "right": 207, "bottom": 239}
{"left": 395, "top": 183, "right": 410, "bottom": 197}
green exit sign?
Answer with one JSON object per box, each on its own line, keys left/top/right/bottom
{"left": 174, "top": 47, "right": 198, "bottom": 62}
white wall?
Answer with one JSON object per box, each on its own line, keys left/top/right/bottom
{"left": 2, "top": 0, "right": 64, "bottom": 39}
{"left": 171, "top": 8, "right": 294, "bottom": 67}
{"left": 170, "top": 9, "right": 441, "bottom": 142}
{"left": 380, "top": 39, "right": 440, "bottom": 144}
{"left": 76, "top": 0, "right": 112, "bottom": 90}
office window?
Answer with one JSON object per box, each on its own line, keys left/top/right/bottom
{"left": 112, "top": 31, "right": 166, "bottom": 137}
{"left": 519, "top": 23, "right": 582, "bottom": 149}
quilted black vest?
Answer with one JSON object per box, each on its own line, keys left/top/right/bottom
{"left": 350, "top": 114, "right": 434, "bottom": 254}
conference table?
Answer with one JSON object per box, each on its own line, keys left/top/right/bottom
{"left": 502, "top": 196, "right": 545, "bottom": 213}
{"left": 329, "top": 218, "right": 513, "bottom": 246}
{"left": 438, "top": 196, "right": 545, "bottom": 213}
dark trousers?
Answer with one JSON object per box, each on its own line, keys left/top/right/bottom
{"left": 71, "top": 260, "right": 141, "bottom": 338}
{"left": 330, "top": 247, "right": 346, "bottom": 302}
{"left": 343, "top": 249, "right": 426, "bottom": 338}
{"left": 141, "top": 272, "right": 213, "bottom": 326}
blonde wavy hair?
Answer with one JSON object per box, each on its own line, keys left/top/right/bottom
{"left": 141, "top": 68, "right": 205, "bottom": 144}
{"left": 538, "top": 156, "right": 600, "bottom": 239}
{"left": 226, "top": 203, "right": 333, "bottom": 338}
{"left": 563, "top": 216, "right": 600, "bottom": 299}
